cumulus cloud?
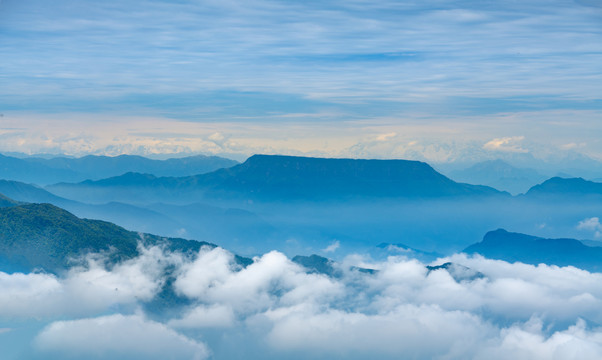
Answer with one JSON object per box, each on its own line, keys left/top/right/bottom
{"left": 262, "top": 303, "right": 493, "bottom": 359}
{"left": 474, "top": 318, "right": 602, "bottom": 360}
{"left": 35, "top": 314, "right": 209, "bottom": 360}
{"left": 173, "top": 247, "right": 343, "bottom": 313}
{"left": 5, "top": 243, "right": 602, "bottom": 359}
{"left": 577, "top": 217, "right": 602, "bottom": 238}
{"left": 483, "top": 136, "right": 528, "bottom": 153}
{"left": 168, "top": 304, "right": 236, "bottom": 329}
{"left": 0, "top": 245, "right": 175, "bottom": 318}
{"left": 577, "top": 217, "right": 600, "bottom": 230}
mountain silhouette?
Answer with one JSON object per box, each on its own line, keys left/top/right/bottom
{"left": 464, "top": 229, "right": 602, "bottom": 272}
{"left": 526, "top": 177, "right": 602, "bottom": 198}
{"left": 47, "top": 154, "right": 508, "bottom": 203}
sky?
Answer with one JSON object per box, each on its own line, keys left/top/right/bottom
{"left": 0, "top": 0, "right": 601, "bottom": 162}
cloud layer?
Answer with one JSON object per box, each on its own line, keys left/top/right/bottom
{"left": 3, "top": 244, "right": 602, "bottom": 359}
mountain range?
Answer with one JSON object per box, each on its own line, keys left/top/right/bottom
{"left": 0, "top": 199, "right": 254, "bottom": 274}
{"left": 446, "top": 159, "right": 547, "bottom": 195}
{"left": 46, "top": 154, "right": 508, "bottom": 204}
{"left": 2, "top": 188, "right": 602, "bottom": 276}
{"left": 0, "top": 153, "right": 238, "bottom": 185}
{"left": 0, "top": 179, "right": 275, "bottom": 252}
{"left": 4, "top": 153, "right": 602, "bottom": 263}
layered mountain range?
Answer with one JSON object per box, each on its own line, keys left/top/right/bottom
{"left": 46, "top": 154, "right": 508, "bottom": 203}
{"left": 0, "top": 153, "right": 237, "bottom": 185}
{"left": 1, "top": 152, "right": 602, "bottom": 272}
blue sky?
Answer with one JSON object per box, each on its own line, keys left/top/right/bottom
{"left": 0, "top": 0, "right": 601, "bottom": 162}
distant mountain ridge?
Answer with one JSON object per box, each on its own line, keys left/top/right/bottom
{"left": 525, "top": 177, "right": 602, "bottom": 198}
{"left": 0, "top": 179, "right": 274, "bottom": 251}
{"left": 47, "top": 154, "right": 508, "bottom": 203}
{"left": 0, "top": 153, "right": 238, "bottom": 184}
{"left": 464, "top": 229, "right": 602, "bottom": 272}
{"left": 447, "top": 159, "right": 546, "bottom": 195}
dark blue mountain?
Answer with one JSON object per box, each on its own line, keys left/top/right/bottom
{"left": 197, "top": 155, "right": 508, "bottom": 199}
{"left": 47, "top": 154, "right": 508, "bottom": 203}
{"left": 463, "top": 229, "right": 602, "bottom": 272}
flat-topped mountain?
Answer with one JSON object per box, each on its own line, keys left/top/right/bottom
{"left": 199, "top": 155, "right": 506, "bottom": 198}
{"left": 464, "top": 229, "right": 602, "bottom": 272}
{"left": 525, "top": 177, "right": 602, "bottom": 198}
{"left": 47, "top": 154, "right": 508, "bottom": 203}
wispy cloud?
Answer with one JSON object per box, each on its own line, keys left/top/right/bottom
{"left": 0, "top": 0, "right": 601, "bottom": 160}
{"left": 2, "top": 1, "right": 601, "bottom": 103}
{"left": 322, "top": 240, "right": 340, "bottom": 253}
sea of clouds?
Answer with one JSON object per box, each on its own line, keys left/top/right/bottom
{"left": 2, "top": 244, "right": 602, "bottom": 359}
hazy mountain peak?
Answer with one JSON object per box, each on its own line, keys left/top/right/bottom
{"left": 446, "top": 159, "right": 546, "bottom": 195}
{"left": 526, "top": 177, "right": 602, "bottom": 197}
{"left": 80, "top": 172, "right": 159, "bottom": 186}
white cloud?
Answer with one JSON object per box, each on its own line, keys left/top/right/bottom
{"left": 35, "top": 314, "right": 209, "bottom": 360}
{"left": 483, "top": 136, "right": 528, "bottom": 153}
{"left": 0, "top": 245, "right": 174, "bottom": 318}
{"left": 577, "top": 217, "right": 602, "bottom": 238}
{"left": 375, "top": 132, "right": 397, "bottom": 142}
{"left": 263, "top": 303, "right": 493, "bottom": 358}
{"left": 322, "top": 240, "right": 340, "bottom": 253}
{"left": 169, "top": 304, "right": 236, "bottom": 329}
{"left": 174, "top": 247, "right": 343, "bottom": 313}
{"left": 474, "top": 318, "right": 602, "bottom": 360}
{"left": 577, "top": 217, "right": 601, "bottom": 231}
{"left": 6, "top": 243, "right": 602, "bottom": 358}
